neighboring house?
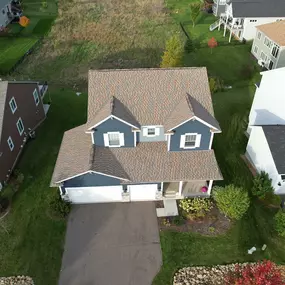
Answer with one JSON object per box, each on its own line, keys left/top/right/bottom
{"left": 0, "top": 81, "right": 48, "bottom": 189}
{"left": 51, "top": 68, "right": 223, "bottom": 204}
{"left": 0, "top": 0, "right": 22, "bottom": 29}
{"left": 251, "top": 21, "right": 285, "bottom": 70}
{"left": 246, "top": 68, "right": 285, "bottom": 194}
{"left": 210, "top": 0, "right": 285, "bottom": 42}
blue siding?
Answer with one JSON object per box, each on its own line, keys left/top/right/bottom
{"left": 93, "top": 118, "right": 134, "bottom": 147}
{"left": 170, "top": 119, "right": 211, "bottom": 151}
{"left": 139, "top": 126, "right": 166, "bottom": 142}
{"left": 64, "top": 172, "right": 121, "bottom": 187}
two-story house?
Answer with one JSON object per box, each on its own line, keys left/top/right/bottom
{"left": 51, "top": 68, "right": 223, "bottom": 204}
{"left": 246, "top": 67, "right": 285, "bottom": 194}
{"left": 251, "top": 21, "right": 285, "bottom": 70}
{"left": 0, "top": 81, "right": 48, "bottom": 189}
{"left": 210, "top": 0, "right": 285, "bottom": 43}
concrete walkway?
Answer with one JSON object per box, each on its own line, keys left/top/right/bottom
{"left": 59, "top": 202, "right": 162, "bottom": 285}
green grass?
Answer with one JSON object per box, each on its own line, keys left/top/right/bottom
{"left": 0, "top": 37, "right": 38, "bottom": 74}
{"left": 33, "top": 18, "right": 54, "bottom": 35}
{"left": 0, "top": 88, "right": 87, "bottom": 284}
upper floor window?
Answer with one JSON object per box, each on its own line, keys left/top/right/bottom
{"left": 16, "top": 118, "right": 24, "bottom": 136}
{"left": 180, "top": 133, "right": 201, "bottom": 149}
{"left": 9, "top": 97, "right": 17, "bottom": 114}
{"left": 103, "top": 132, "right": 124, "bottom": 147}
{"left": 257, "top": 31, "right": 261, "bottom": 39}
{"left": 260, "top": 51, "right": 267, "bottom": 62}
{"left": 253, "top": 45, "right": 258, "bottom": 54}
{"left": 33, "top": 89, "right": 40, "bottom": 106}
{"left": 143, "top": 126, "right": 160, "bottom": 137}
{"left": 272, "top": 44, "right": 280, "bottom": 58}
{"left": 264, "top": 37, "right": 272, "bottom": 48}
{"left": 7, "top": 136, "right": 14, "bottom": 151}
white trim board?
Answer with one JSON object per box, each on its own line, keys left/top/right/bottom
{"left": 87, "top": 115, "right": 140, "bottom": 130}
{"left": 56, "top": 170, "right": 130, "bottom": 184}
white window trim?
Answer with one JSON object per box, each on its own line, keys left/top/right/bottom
{"left": 257, "top": 31, "right": 261, "bottom": 40}
{"left": 103, "top": 132, "right": 125, "bottom": 147}
{"left": 33, "top": 89, "right": 40, "bottom": 106}
{"left": 7, "top": 136, "right": 14, "bottom": 151}
{"left": 253, "top": 45, "right": 258, "bottom": 54}
{"left": 180, "top": 133, "right": 201, "bottom": 149}
{"left": 142, "top": 126, "right": 160, "bottom": 137}
{"left": 9, "top": 97, "right": 17, "bottom": 114}
{"left": 16, "top": 117, "right": 24, "bottom": 136}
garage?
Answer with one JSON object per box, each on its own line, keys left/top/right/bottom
{"left": 65, "top": 186, "right": 123, "bottom": 203}
{"left": 128, "top": 184, "right": 158, "bottom": 201}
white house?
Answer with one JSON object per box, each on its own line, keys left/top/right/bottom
{"left": 210, "top": 0, "right": 285, "bottom": 43}
{"left": 246, "top": 68, "right": 285, "bottom": 194}
{"left": 251, "top": 21, "right": 285, "bottom": 70}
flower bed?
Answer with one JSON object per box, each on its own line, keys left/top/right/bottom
{"left": 0, "top": 276, "right": 34, "bottom": 285}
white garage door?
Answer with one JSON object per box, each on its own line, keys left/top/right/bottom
{"left": 65, "top": 186, "right": 123, "bottom": 204}
{"left": 129, "top": 184, "right": 157, "bottom": 201}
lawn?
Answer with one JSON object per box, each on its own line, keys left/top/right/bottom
{"left": 0, "top": 88, "right": 87, "bottom": 284}
{"left": 0, "top": 37, "right": 38, "bottom": 74}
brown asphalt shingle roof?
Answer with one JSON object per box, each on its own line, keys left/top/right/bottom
{"left": 87, "top": 68, "right": 219, "bottom": 131}
{"left": 257, "top": 21, "right": 285, "bottom": 46}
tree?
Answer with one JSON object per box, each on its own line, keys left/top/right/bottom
{"left": 208, "top": 37, "right": 217, "bottom": 53}
{"left": 213, "top": 185, "right": 250, "bottom": 220}
{"left": 189, "top": 2, "right": 201, "bottom": 27}
{"left": 225, "top": 260, "right": 285, "bottom": 285}
{"left": 252, "top": 171, "right": 274, "bottom": 199}
{"left": 160, "top": 35, "right": 183, "bottom": 68}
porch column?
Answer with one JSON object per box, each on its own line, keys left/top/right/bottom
{"left": 207, "top": 180, "right": 214, "bottom": 195}
{"left": 223, "top": 14, "right": 228, "bottom": 37}
{"left": 178, "top": 181, "right": 183, "bottom": 197}
{"left": 229, "top": 27, "right": 233, "bottom": 42}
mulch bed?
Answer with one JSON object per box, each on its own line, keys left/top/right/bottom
{"left": 158, "top": 204, "right": 232, "bottom": 236}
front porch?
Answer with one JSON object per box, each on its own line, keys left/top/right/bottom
{"left": 162, "top": 180, "right": 213, "bottom": 199}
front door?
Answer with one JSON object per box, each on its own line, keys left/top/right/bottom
{"left": 269, "top": 60, "right": 274, "bottom": 70}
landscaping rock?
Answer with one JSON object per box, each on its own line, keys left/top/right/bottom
{"left": 0, "top": 276, "right": 34, "bottom": 285}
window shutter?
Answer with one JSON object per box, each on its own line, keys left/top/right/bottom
{"left": 119, "top": 133, "right": 125, "bottom": 146}
{"left": 103, "top": 134, "right": 109, "bottom": 146}
{"left": 180, "top": 135, "right": 185, "bottom": 148}
{"left": 155, "top": 128, "right": 160, "bottom": 136}
{"left": 195, "top": 134, "right": 201, "bottom": 148}
{"left": 143, "top": 128, "right": 148, "bottom": 136}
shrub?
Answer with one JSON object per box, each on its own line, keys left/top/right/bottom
{"left": 160, "top": 35, "right": 183, "bottom": 68}
{"left": 42, "top": 1, "right": 48, "bottom": 8}
{"left": 189, "top": 2, "right": 201, "bottom": 27}
{"left": 49, "top": 192, "right": 71, "bottom": 218}
{"left": 184, "top": 37, "right": 194, "bottom": 53}
{"left": 252, "top": 171, "right": 274, "bottom": 199}
{"left": 209, "top": 76, "right": 223, "bottom": 94}
{"left": 179, "top": 198, "right": 212, "bottom": 219}
{"left": 274, "top": 210, "right": 285, "bottom": 237}
{"left": 173, "top": 215, "right": 185, "bottom": 226}
{"left": 0, "top": 196, "right": 9, "bottom": 213}
{"left": 241, "top": 64, "right": 255, "bottom": 80}
{"left": 225, "top": 260, "right": 284, "bottom": 285}
{"left": 213, "top": 185, "right": 250, "bottom": 220}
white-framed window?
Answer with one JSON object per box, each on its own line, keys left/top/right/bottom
{"left": 271, "top": 44, "right": 280, "bottom": 58}
{"left": 253, "top": 45, "right": 258, "bottom": 54}
{"left": 257, "top": 31, "right": 261, "bottom": 39}
{"left": 142, "top": 126, "right": 160, "bottom": 137}
{"left": 9, "top": 97, "right": 17, "bottom": 114}
{"left": 33, "top": 89, "right": 40, "bottom": 106}
{"left": 16, "top": 118, "right": 24, "bottom": 135}
{"left": 103, "top": 132, "right": 125, "bottom": 147}
{"left": 7, "top": 136, "right": 14, "bottom": 151}
{"left": 260, "top": 51, "right": 267, "bottom": 62}
{"left": 264, "top": 37, "right": 272, "bottom": 48}
{"left": 180, "top": 133, "right": 201, "bottom": 149}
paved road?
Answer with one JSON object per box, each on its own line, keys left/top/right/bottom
{"left": 59, "top": 202, "right": 162, "bottom": 285}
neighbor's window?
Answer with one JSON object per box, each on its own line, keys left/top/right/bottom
{"left": 250, "top": 19, "right": 257, "bottom": 22}
{"left": 253, "top": 45, "right": 258, "bottom": 54}
{"left": 185, "top": 134, "right": 197, "bottom": 147}
{"left": 272, "top": 44, "right": 280, "bottom": 58}
{"left": 7, "top": 136, "right": 14, "bottom": 151}
{"left": 281, "top": 174, "right": 285, "bottom": 181}
{"left": 33, "top": 89, "right": 40, "bottom": 105}
{"left": 16, "top": 118, "right": 24, "bottom": 135}
{"left": 257, "top": 31, "right": 261, "bottom": 39}
{"left": 104, "top": 132, "right": 124, "bottom": 147}
{"left": 9, "top": 97, "right": 17, "bottom": 114}
{"left": 147, "top": 128, "right": 156, "bottom": 136}
{"left": 264, "top": 37, "right": 272, "bottom": 48}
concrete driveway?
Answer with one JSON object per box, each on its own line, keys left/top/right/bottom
{"left": 59, "top": 202, "right": 162, "bottom": 285}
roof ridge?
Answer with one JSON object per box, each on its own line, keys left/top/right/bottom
{"left": 110, "top": 96, "right": 115, "bottom": 114}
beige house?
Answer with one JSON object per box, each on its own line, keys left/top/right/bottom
{"left": 251, "top": 21, "right": 285, "bottom": 70}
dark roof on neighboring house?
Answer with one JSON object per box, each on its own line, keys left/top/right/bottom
{"left": 230, "top": 0, "right": 285, "bottom": 18}
{"left": 87, "top": 68, "right": 220, "bottom": 131}
{"left": 50, "top": 126, "right": 223, "bottom": 186}
{"left": 262, "top": 125, "right": 285, "bottom": 174}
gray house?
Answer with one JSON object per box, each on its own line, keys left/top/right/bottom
{"left": 0, "top": 0, "right": 22, "bottom": 29}
{"left": 51, "top": 68, "right": 223, "bottom": 204}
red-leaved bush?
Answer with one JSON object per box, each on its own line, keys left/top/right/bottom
{"left": 225, "top": 260, "right": 285, "bottom": 285}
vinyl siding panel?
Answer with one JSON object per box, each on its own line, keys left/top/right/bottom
{"left": 169, "top": 119, "right": 211, "bottom": 151}
{"left": 139, "top": 126, "right": 166, "bottom": 142}
{"left": 93, "top": 117, "right": 134, "bottom": 147}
